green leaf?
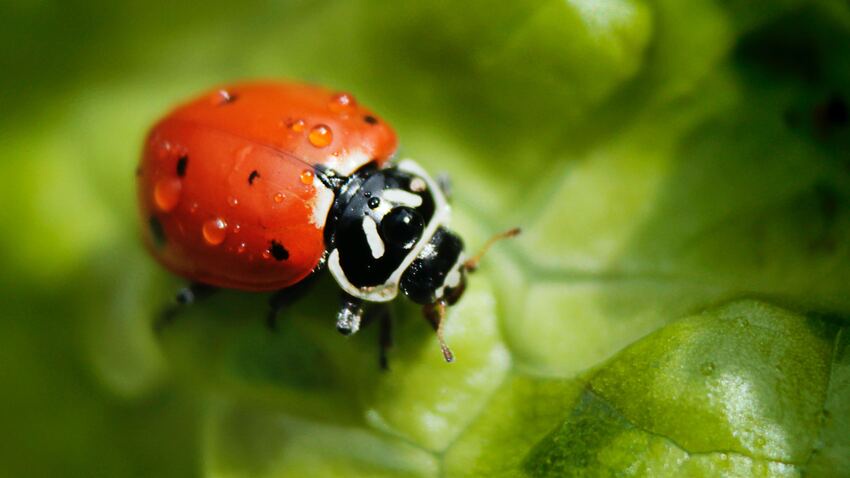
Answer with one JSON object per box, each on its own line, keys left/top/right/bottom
{"left": 446, "top": 300, "right": 848, "bottom": 476}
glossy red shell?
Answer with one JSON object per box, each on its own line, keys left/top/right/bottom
{"left": 137, "top": 82, "right": 397, "bottom": 291}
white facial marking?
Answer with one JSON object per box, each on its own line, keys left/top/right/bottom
{"left": 383, "top": 189, "right": 423, "bottom": 208}
{"left": 435, "top": 253, "right": 465, "bottom": 299}
{"left": 310, "top": 180, "right": 335, "bottom": 228}
{"left": 362, "top": 216, "right": 385, "bottom": 259}
{"left": 445, "top": 268, "right": 461, "bottom": 288}
{"left": 410, "top": 177, "right": 427, "bottom": 192}
{"left": 326, "top": 150, "right": 371, "bottom": 176}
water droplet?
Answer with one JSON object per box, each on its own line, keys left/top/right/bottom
{"left": 288, "top": 118, "right": 305, "bottom": 133}
{"left": 153, "top": 178, "right": 182, "bottom": 212}
{"left": 202, "top": 218, "right": 228, "bottom": 245}
{"left": 213, "top": 89, "right": 236, "bottom": 105}
{"left": 700, "top": 362, "right": 716, "bottom": 376}
{"left": 189, "top": 202, "right": 199, "bottom": 214}
{"left": 273, "top": 193, "right": 285, "bottom": 203}
{"left": 308, "top": 124, "right": 333, "bottom": 148}
{"left": 156, "top": 141, "right": 172, "bottom": 160}
{"left": 231, "top": 223, "right": 241, "bottom": 234}
{"left": 329, "top": 92, "right": 357, "bottom": 114}
{"left": 300, "top": 169, "right": 314, "bottom": 185}
{"left": 227, "top": 196, "right": 239, "bottom": 207}
{"left": 261, "top": 250, "right": 271, "bottom": 260}
{"left": 236, "top": 242, "right": 247, "bottom": 254}
{"left": 236, "top": 145, "right": 254, "bottom": 163}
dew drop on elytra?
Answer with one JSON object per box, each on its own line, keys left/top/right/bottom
{"left": 300, "top": 169, "right": 314, "bottom": 185}
{"left": 328, "top": 92, "right": 357, "bottom": 114}
{"left": 153, "top": 178, "right": 182, "bottom": 212}
{"left": 308, "top": 124, "right": 333, "bottom": 148}
{"left": 202, "top": 217, "right": 228, "bottom": 245}
{"left": 288, "top": 118, "right": 305, "bottom": 133}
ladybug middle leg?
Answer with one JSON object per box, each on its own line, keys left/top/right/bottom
{"left": 155, "top": 282, "right": 218, "bottom": 334}
{"left": 266, "top": 274, "right": 319, "bottom": 331}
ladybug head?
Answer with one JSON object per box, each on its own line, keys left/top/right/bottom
{"left": 323, "top": 159, "right": 466, "bottom": 306}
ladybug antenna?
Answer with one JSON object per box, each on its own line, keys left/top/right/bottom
{"left": 463, "top": 227, "right": 521, "bottom": 273}
{"left": 314, "top": 165, "right": 346, "bottom": 191}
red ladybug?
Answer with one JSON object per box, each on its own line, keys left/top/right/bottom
{"left": 137, "top": 81, "right": 517, "bottom": 363}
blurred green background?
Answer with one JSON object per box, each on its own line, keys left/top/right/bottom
{"left": 2, "top": 0, "right": 850, "bottom": 476}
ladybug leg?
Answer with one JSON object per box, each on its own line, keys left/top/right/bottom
{"left": 378, "top": 309, "right": 393, "bottom": 370}
{"left": 336, "top": 294, "right": 366, "bottom": 336}
{"left": 266, "top": 275, "right": 318, "bottom": 331}
{"left": 361, "top": 304, "right": 393, "bottom": 370}
{"left": 423, "top": 299, "right": 455, "bottom": 363}
{"left": 155, "top": 282, "right": 217, "bottom": 334}
{"left": 436, "top": 172, "right": 453, "bottom": 202}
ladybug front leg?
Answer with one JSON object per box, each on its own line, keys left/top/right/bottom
{"left": 378, "top": 308, "right": 392, "bottom": 370}
{"left": 155, "top": 282, "right": 217, "bottom": 334}
{"left": 359, "top": 303, "right": 393, "bottom": 370}
{"left": 336, "top": 293, "right": 366, "bottom": 336}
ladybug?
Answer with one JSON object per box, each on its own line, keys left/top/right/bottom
{"left": 137, "top": 81, "right": 518, "bottom": 363}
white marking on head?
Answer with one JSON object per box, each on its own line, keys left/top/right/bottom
{"left": 383, "top": 189, "right": 423, "bottom": 208}
{"left": 435, "top": 253, "right": 465, "bottom": 299}
{"left": 326, "top": 150, "right": 371, "bottom": 176}
{"left": 362, "top": 216, "right": 385, "bottom": 259}
{"left": 410, "top": 177, "right": 427, "bottom": 192}
{"left": 310, "top": 180, "right": 335, "bottom": 228}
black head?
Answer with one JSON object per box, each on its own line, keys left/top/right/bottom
{"left": 324, "top": 160, "right": 465, "bottom": 304}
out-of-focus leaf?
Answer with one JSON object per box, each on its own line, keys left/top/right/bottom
{"left": 205, "top": 401, "right": 438, "bottom": 478}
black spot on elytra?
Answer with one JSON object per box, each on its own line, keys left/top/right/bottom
{"left": 268, "top": 240, "right": 289, "bottom": 261}
{"left": 176, "top": 155, "right": 188, "bottom": 177}
{"left": 149, "top": 216, "right": 166, "bottom": 247}
{"left": 363, "top": 115, "right": 378, "bottom": 125}
{"left": 248, "top": 170, "right": 260, "bottom": 185}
